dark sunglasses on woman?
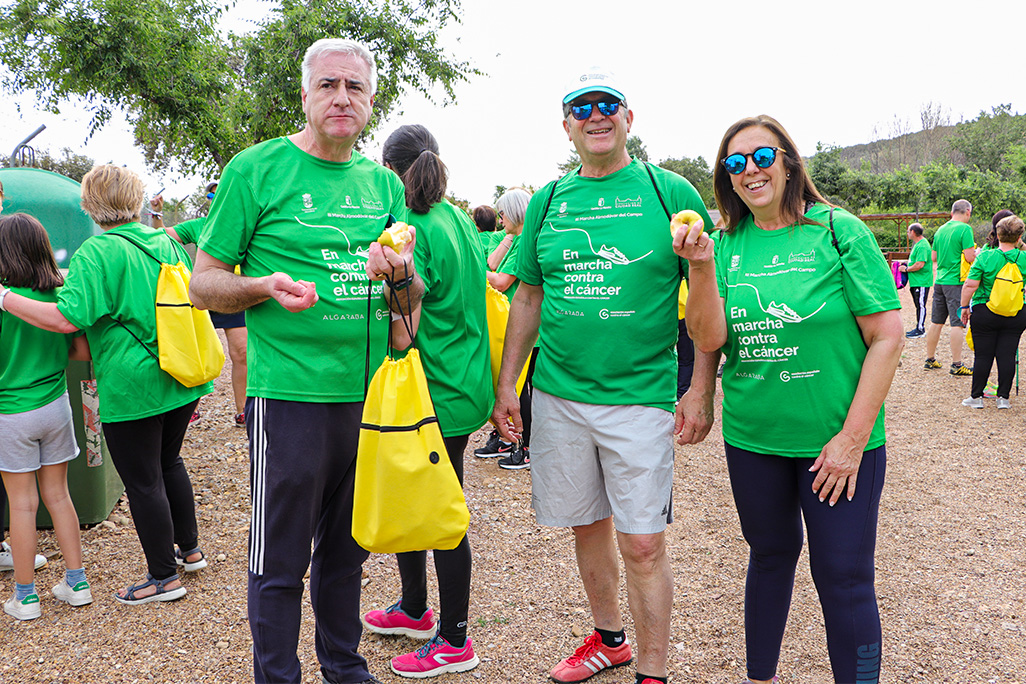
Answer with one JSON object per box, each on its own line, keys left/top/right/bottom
{"left": 565, "top": 100, "right": 623, "bottom": 121}
{"left": 721, "top": 146, "right": 785, "bottom": 175}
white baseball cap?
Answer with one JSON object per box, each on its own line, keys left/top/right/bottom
{"left": 562, "top": 67, "right": 626, "bottom": 104}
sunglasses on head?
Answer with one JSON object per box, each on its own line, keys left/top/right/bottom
{"left": 721, "top": 146, "right": 785, "bottom": 175}
{"left": 565, "top": 99, "right": 623, "bottom": 121}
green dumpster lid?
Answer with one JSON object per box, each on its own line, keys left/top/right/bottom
{"left": 0, "top": 167, "right": 101, "bottom": 268}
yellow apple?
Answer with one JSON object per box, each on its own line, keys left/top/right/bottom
{"left": 377, "top": 222, "right": 412, "bottom": 251}
{"left": 671, "top": 210, "right": 703, "bottom": 237}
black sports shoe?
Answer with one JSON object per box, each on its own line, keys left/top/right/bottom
{"left": 474, "top": 430, "right": 512, "bottom": 458}
{"left": 498, "top": 446, "right": 530, "bottom": 470}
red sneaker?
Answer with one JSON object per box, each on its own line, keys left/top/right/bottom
{"left": 549, "top": 631, "right": 632, "bottom": 682}
{"left": 390, "top": 633, "right": 479, "bottom": 678}
{"left": 362, "top": 600, "right": 436, "bottom": 639}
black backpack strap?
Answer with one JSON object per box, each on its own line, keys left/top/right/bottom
{"left": 643, "top": 161, "right": 673, "bottom": 221}
{"left": 644, "top": 161, "right": 685, "bottom": 281}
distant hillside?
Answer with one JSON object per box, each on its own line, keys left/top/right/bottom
{"left": 830, "top": 124, "right": 961, "bottom": 173}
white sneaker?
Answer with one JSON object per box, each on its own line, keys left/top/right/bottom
{"left": 0, "top": 542, "right": 47, "bottom": 571}
{"left": 4, "top": 593, "right": 41, "bottom": 620}
{"left": 53, "top": 580, "right": 93, "bottom": 607}
{"left": 997, "top": 397, "right": 1011, "bottom": 409}
{"left": 962, "top": 396, "right": 984, "bottom": 409}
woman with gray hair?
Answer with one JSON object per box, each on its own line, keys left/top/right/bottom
{"left": 0, "top": 164, "right": 212, "bottom": 605}
{"left": 474, "top": 187, "right": 535, "bottom": 470}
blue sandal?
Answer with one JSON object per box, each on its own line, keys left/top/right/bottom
{"left": 114, "top": 573, "right": 187, "bottom": 605}
{"left": 175, "top": 547, "right": 208, "bottom": 573}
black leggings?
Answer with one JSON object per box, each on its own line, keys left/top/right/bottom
{"left": 517, "top": 348, "right": 539, "bottom": 448}
{"left": 725, "top": 443, "right": 885, "bottom": 683}
{"left": 969, "top": 304, "right": 1026, "bottom": 399}
{"left": 397, "top": 434, "right": 471, "bottom": 645}
{"left": 102, "top": 400, "right": 200, "bottom": 580}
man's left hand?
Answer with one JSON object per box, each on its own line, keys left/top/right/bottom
{"left": 366, "top": 225, "right": 417, "bottom": 281}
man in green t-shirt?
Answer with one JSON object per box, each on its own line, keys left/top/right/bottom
{"left": 189, "top": 39, "right": 422, "bottom": 684}
{"left": 898, "top": 222, "right": 933, "bottom": 338}
{"left": 492, "top": 68, "right": 715, "bottom": 684}
{"left": 924, "top": 199, "right": 976, "bottom": 375}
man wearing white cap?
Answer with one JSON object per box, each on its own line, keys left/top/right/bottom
{"left": 492, "top": 68, "right": 716, "bottom": 684}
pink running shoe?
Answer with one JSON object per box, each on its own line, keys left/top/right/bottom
{"left": 390, "top": 634, "right": 479, "bottom": 678}
{"left": 549, "top": 631, "right": 632, "bottom": 682}
{"left": 362, "top": 600, "right": 436, "bottom": 639}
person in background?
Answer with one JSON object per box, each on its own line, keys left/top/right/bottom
{"left": 898, "top": 223, "right": 932, "bottom": 338}
{"left": 0, "top": 165, "right": 211, "bottom": 606}
{"left": 0, "top": 179, "right": 49, "bottom": 575}
{"left": 982, "top": 209, "right": 1014, "bottom": 251}
{"left": 682, "top": 114, "right": 902, "bottom": 684}
{"left": 475, "top": 188, "right": 534, "bottom": 470}
{"left": 361, "top": 123, "right": 491, "bottom": 678}
{"left": 0, "top": 213, "right": 92, "bottom": 620}
{"left": 924, "top": 199, "right": 976, "bottom": 375}
{"left": 472, "top": 205, "right": 502, "bottom": 263}
{"left": 151, "top": 184, "right": 248, "bottom": 427}
{"left": 959, "top": 214, "right": 1026, "bottom": 409}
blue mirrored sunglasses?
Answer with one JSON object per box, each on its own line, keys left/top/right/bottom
{"left": 721, "top": 146, "right": 785, "bottom": 175}
{"left": 566, "top": 100, "right": 623, "bottom": 121}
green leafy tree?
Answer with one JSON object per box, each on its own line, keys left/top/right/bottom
{"left": 948, "top": 104, "right": 1026, "bottom": 174}
{"left": 0, "top": 0, "right": 477, "bottom": 177}
{"left": 34, "top": 147, "right": 95, "bottom": 182}
{"left": 658, "top": 155, "right": 713, "bottom": 208}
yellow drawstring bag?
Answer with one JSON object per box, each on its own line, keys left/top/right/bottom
{"left": 484, "top": 282, "right": 529, "bottom": 395}
{"left": 113, "top": 233, "right": 225, "bottom": 387}
{"left": 965, "top": 321, "right": 974, "bottom": 351}
{"left": 353, "top": 278, "right": 470, "bottom": 554}
{"left": 960, "top": 252, "right": 973, "bottom": 282}
{"left": 677, "top": 277, "right": 689, "bottom": 320}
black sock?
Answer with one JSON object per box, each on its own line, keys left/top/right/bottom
{"left": 595, "top": 627, "right": 626, "bottom": 648}
{"left": 636, "top": 675, "right": 667, "bottom": 684}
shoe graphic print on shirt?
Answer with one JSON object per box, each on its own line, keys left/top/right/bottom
{"left": 550, "top": 224, "right": 653, "bottom": 266}
{"left": 292, "top": 216, "right": 388, "bottom": 308}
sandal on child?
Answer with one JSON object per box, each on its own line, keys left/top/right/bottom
{"left": 114, "top": 573, "right": 187, "bottom": 605}
{"left": 175, "top": 547, "right": 208, "bottom": 573}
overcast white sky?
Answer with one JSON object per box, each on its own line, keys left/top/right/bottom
{"left": 1, "top": 0, "right": 1022, "bottom": 208}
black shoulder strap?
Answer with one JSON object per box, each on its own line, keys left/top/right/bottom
{"left": 643, "top": 162, "right": 673, "bottom": 220}
{"left": 828, "top": 207, "right": 842, "bottom": 257}
{"left": 534, "top": 176, "right": 562, "bottom": 233}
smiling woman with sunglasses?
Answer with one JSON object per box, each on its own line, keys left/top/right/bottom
{"left": 678, "top": 115, "right": 903, "bottom": 684}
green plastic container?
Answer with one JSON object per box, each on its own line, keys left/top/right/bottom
{"left": 0, "top": 167, "right": 100, "bottom": 268}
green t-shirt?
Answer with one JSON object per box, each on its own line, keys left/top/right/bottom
{"left": 715, "top": 205, "right": 899, "bottom": 457}
{"left": 517, "top": 159, "right": 711, "bottom": 410}
{"left": 198, "top": 138, "right": 408, "bottom": 402}
{"left": 410, "top": 201, "right": 493, "bottom": 436}
{"left": 967, "top": 248, "right": 1025, "bottom": 306}
{"left": 479, "top": 230, "right": 504, "bottom": 265}
{"left": 907, "top": 238, "right": 933, "bottom": 288}
{"left": 932, "top": 219, "right": 975, "bottom": 285}
{"left": 496, "top": 234, "right": 522, "bottom": 301}
{"left": 171, "top": 217, "right": 205, "bottom": 245}
{"left": 0, "top": 288, "right": 75, "bottom": 414}
{"left": 57, "top": 223, "right": 213, "bottom": 422}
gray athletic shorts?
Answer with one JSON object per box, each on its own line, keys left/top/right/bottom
{"left": 0, "top": 393, "right": 79, "bottom": 473}
{"left": 932, "top": 283, "right": 964, "bottom": 327}
{"left": 530, "top": 390, "right": 674, "bottom": 534}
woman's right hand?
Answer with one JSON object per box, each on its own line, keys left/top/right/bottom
{"left": 673, "top": 219, "right": 714, "bottom": 264}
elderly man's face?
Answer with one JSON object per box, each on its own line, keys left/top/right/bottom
{"left": 302, "top": 51, "right": 374, "bottom": 147}
{"left": 562, "top": 92, "right": 632, "bottom": 166}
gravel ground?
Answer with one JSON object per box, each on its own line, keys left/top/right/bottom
{"left": 2, "top": 299, "right": 1025, "bottom": 684}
